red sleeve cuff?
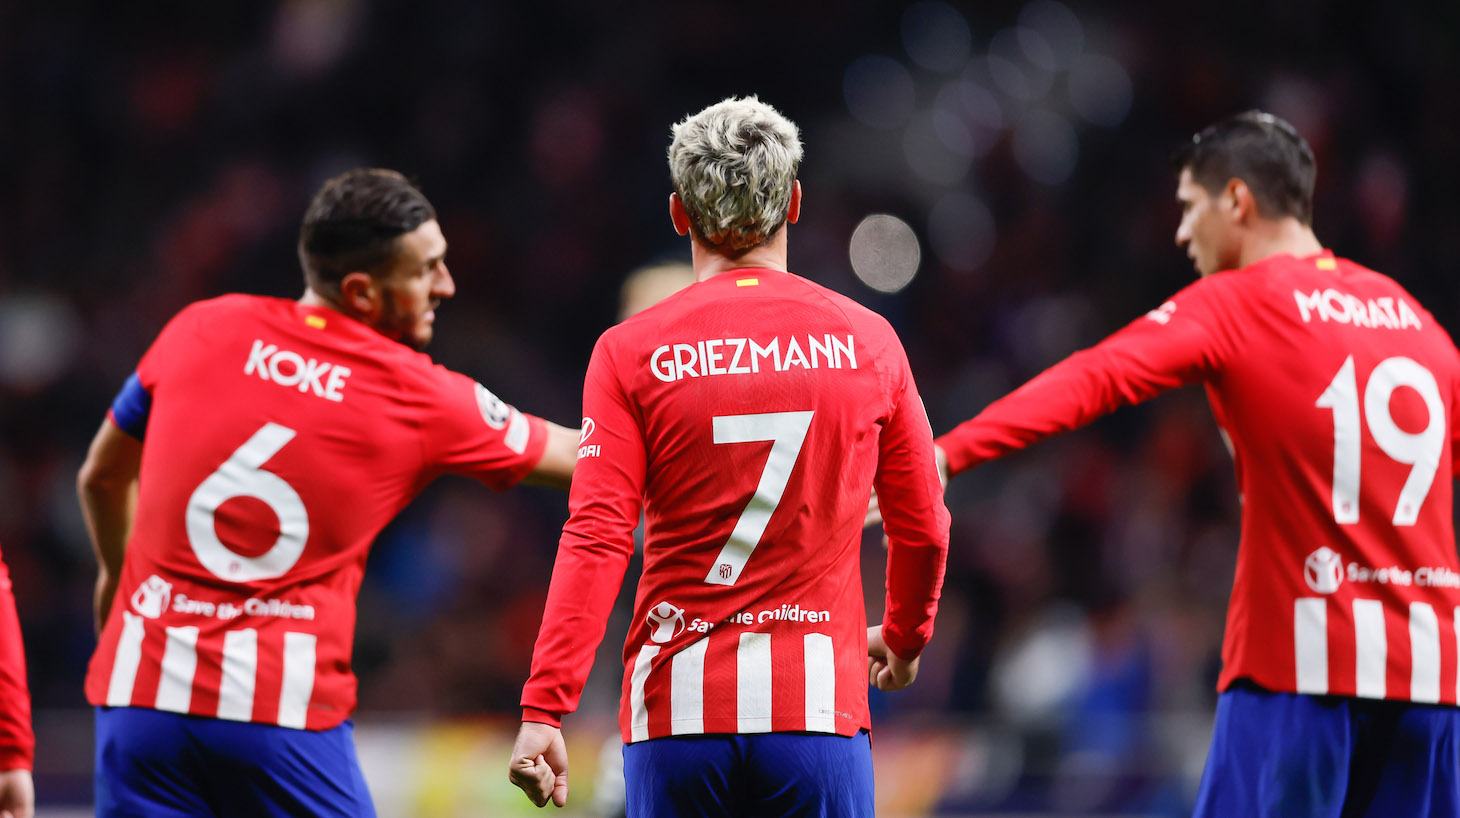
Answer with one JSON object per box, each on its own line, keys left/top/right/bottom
{"left": 0, "top": 746, "right": 32, "bottom": 772}
{"left": 522, "top": 707, "right": 562, "bottom": 728}
{"left": 934, "top": 432, "right": 975, "bottom": 477}
{"left": 880, "top": 622, "right": 927, "bottom": 663}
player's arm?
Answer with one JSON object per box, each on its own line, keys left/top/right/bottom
{"left": 512, "top": 337, "right": 643, "bottom": 808}
{"left": 519, "top": 420, "right": 579, "bottom": 490}
{"left": 78, "top": 374, "right": 148, "bottom": 635}
{"left": 871, "top": 340, "right": 951, "bottom": 689}
{"left": 937, "top": 289, "right": 1232, "bottom": 478}
{"left": 0, "top": 546, "right": 35, "bottom": 818}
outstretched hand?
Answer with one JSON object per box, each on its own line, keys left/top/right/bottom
{"left": 508, "top": 722, "right": 569, "bottom": 808}
{"left": 867, "top": 625, "right": 919, "bottom": 691}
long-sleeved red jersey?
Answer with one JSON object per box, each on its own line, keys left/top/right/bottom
{"left": 939, "top": 251, "right": 1460, "bottom": 704}
{"left": 0, "top": 542, "right": 33, "bottom": 771}
{"left": 521, "top": 268, "right": 949, "bottom": 741}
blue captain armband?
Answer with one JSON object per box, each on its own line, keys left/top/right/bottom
{"left": 109, "top": 372, "right": 152, "bottom": 440}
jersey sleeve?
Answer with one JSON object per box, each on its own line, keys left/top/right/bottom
{"left": 937, "top": 279, "right": 1239, "bottom": 476}
{"left": 874, "top": 337, "right": 951, "bottom": 661}
{"left": 418, "top": 367, "right": 549, "bottom": 491}
{"left": 0, "top": 544, "right": 33, "bottom": 772}
{"left": 520, "top": 336, "right": 644, "bottom": 725}
{"left": 111, "top": 302, "right": 212, "bottom": 440}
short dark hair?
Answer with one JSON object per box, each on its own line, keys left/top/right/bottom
{"left": 1171, "top": 111, "right": 1316, "bottom": 225}
{"left": 298, "top": 168, "right": 437, "bottom": 293}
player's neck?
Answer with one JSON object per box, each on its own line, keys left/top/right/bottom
{"left": 299, "top": 287, "right": 370, "bottom": 324}
{"left": 1239, "top": 219, "right": 1324, "bottom": 269}
{"left": 689, "top": 233, "right": 789, "bottom": 282}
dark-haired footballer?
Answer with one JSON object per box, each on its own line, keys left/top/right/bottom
{"left": 935, "top": 111, "right": 1460, "bottom": 817}
{"left": 77, "top": 169, "right": 579, "bottom": 817}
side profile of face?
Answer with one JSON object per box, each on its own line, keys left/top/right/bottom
{"left": 374, "top": 219, "right": 454, "bottom": 350}
{"left": 1174, "top": 168, "right": 1242, "bottom": 278}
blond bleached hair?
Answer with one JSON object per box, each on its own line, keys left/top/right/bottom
{"left": 668, "top": 96, "right": 803, "bottom": 252}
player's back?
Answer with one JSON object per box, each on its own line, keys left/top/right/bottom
{"left": 86, "top": 294, "right": 540, "bottom": 729}
{"left": 1202, "top": 252, "right": 1460, "bottom": 703}
{"left": 599, "top": 268, "right": 919, "bottom": 739}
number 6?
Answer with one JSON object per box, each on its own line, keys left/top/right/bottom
{"left": 185, "top": 423, "right": 310, "bottom": 582}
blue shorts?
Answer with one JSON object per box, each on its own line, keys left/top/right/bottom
{"left": 622, "top": 730, "right": 874, "bottom": 818}
{"left": 95, "top": 706, "right": 376, "bottom": 818}
{"left": 1194, "top": 682, "right": 1460, "bottom": 818}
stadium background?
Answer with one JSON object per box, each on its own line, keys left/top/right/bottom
{"left": 3, "top": 0, "right": 1458, "bottom": 815}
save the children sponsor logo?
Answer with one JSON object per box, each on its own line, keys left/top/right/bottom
{"left": 131, "top": 575, "right": 173, "bottom": 619}
{"left": 646, "top": 601, "right": 686, "bottom": 643}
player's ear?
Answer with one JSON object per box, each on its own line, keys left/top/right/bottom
{"left": 786, "top": 180, "right": 801, "bottom": 225}
{"left": 1225, "top": 178, "right": 1256, "bottom": 223}
{"left": 338, "top": 272, "right": 381, "bottom": 318}
{"left": 669, "top": 193, "right": 691, "bottom": 237}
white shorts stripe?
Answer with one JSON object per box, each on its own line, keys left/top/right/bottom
{"left": 670, "top": 640, "right": 707, "bottom": 735}
{"left": 106, "top": 612, "right": 147, "bottom": 707}
{"left": 737, "top": 632, "right": 773, "bottom": 733}
{"left": 1410, "top": 603, "right": 1440, "bottom": 704}
{"left": 217, "top": 629, "right": 258, "bottom": 722}
{"left": 277, "top": 632, "right": 316, "bottom": 729}
{"left": 803, "top": 633, "right": 835, "bottom": 733}
{"left": 629, "top": 646, "right": 660, "bottom": 742}
{"left": 154, "top": 626, "right": 200, "bottom": 713}
{"left": 1354, "top": 599, "right": 1387, "bottom": 699}
{"left": 1294, "top": 598, "right": 1329, "bottom": 695}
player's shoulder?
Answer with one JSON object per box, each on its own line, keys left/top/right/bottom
{"left": 166, "top": 292, "right": 272, "bottom": 325}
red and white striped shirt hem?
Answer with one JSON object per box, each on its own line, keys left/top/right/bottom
{"left": 625, "top": 631, "right": 843, "bottom": 742}
{"left": 1293, "top": 598, "right": 1457, "bottom": 704}
{"left": 103, "top": 612, "right": 317, "bottom": 729}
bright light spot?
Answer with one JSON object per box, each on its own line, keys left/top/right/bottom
{"left": 844, "top": 56, "right": 916, "bottom": 129}
{"left": 901, "top": 1, "right": 973, "bottom": 72}
{"left": 1013, "top": 109, "right": 1078, "bottom": 185}
{"left": 0, "top": 295, "right": 82, "bottom": 391}
{"left": 904, "top": 111, "right": 974, "bottom": 184}
{"left": 1067, "top": 54, "right": 1133, "bottom": 127}
{"left": 1018, "top": 0, "right": 1084, "bottom": 70}
{"left": 929, "top": 193, "right": 996, "bottom": 273}
{"left": 850, "top": 215, "right": 922, "bottom": 293}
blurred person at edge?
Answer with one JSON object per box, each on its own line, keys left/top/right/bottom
{"left": 0, "top": 543, "right": 33, "bottom": 818}
{"left": 77, "top": 169, "right": 580, "bottom": 818}
{"left": 934, "top": 112, "right": 1460, "bottom": 817}
{"left": 509, "top": 96, "right": 949, "bottom": 816}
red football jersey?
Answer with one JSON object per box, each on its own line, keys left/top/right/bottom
{"left": 520, "top": 268, "right": 949, "bottom": 742}
{"left": 0, "top": 542, "right": 33, "bottom": 771}
{"left": 938, "top": 251, "right": 1460, "bottom": 704}
{"left": 85, "top": 294, "right": 547, "bottom": 730}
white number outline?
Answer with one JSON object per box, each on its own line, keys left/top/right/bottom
{"left": 1316, "top": 355, "right": 1445, "bottom": 526}
{"left": 185, "top": 422, "right": 310, "bottom": 581}
{"left": 704, "top": 411, "right": 814, "bottom": 586}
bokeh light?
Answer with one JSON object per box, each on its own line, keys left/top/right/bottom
{"left": 850, "top": 214, "right": 922, "bottom": 293}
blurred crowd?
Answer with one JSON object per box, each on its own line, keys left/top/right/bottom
{"left": 3, "top": 0, "right": 1459, "bottom": 812}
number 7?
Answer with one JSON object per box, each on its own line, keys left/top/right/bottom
{"left": 704, "top": 411, "right": 814, "bottom": 586}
